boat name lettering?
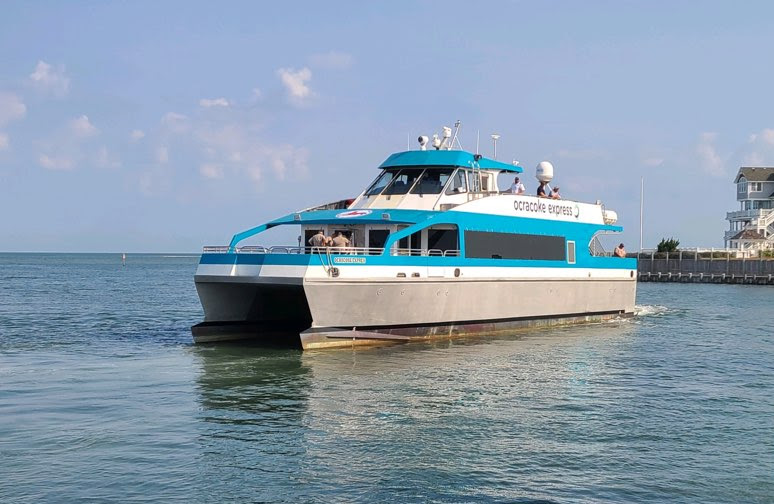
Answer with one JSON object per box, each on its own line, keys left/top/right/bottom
{"left": 333, "top": 257, "right": 366, "bottom": 264}
{"left": 513, "top": 200, "right": 579, "bottom": 218}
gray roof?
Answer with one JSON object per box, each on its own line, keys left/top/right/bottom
{"left": 730, "top": 229, "right": 765, "bottom": 241}
{"left": 735, "top": 167, "right": 774, "bottom": 182}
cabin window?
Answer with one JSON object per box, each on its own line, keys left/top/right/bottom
{"left": 365, "top": 170, "right": 397, "bottom": 195}
{"left": 567, "top": 241, "right": 576, "bottom": 264}
{"left": 480, "top": 173, "right": 491, "bottom": 192}
{"left": 737, "top": 180, "right": 746, "bottom": 193}
{"left": 411, "top": 168, "right": 454, "bottom": 195}
{"left": 749, "top": 182, "right": 762, "bottom": 192}
{"left": 398, "top": 230, "right": 422, "bottom": 255}
{"left": 427, "top": 227, "right": 459, "bottom": 255}
{"left": 445, "top": 169, "right": 467, "bottom": 194}
{"left": 382, "top": 168, "right": 424, "bottom": 195}
{"left": 368, "top": 229, "right": 390, "bottom": 252}
{"left": 464, "top": 231, "right": 566, "bottom": 261}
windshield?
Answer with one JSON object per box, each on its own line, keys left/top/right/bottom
{"left": 382, "top": 168, "right": 425, "bottom": 195}
{"left": 410, "top": 168, "right": 454, "bottom": 195}
{"left": 364, "top": 170, "right": 397, "bottom": 196}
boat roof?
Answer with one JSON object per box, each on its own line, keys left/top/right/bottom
{"left": 268, "top": 208, "right": 436, "bottom": 227}
{"left": 379, "top": 150, "right": 522, "bottom": 173}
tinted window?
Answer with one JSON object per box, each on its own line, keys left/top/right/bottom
{"left": 445, "top": 169, "right": 467, "bottom": 195}
{"left": 465, "top": 231, "right": 566, "bottom": 260}
{"left": 383, "top": 168, "right": 424, "bottom": 195}
{"left": 365, "top": 170, "right": 397, "bottom": 196}
{"left": 428, "top": 228, "right": 458, "bottom": 253}
{"left": 410, "top": 168, "right": 453, "bottom": 195}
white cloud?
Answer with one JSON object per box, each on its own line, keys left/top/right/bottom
{"left": 95, "top": 146, "right": 120, "bottom": 169}
{"left": 696, "top": 132, "right": 725, "bottom": 177}
{"left": 38, "top": 154, "right": 74, "bottom": 170}
{"left": 29, "top": 61, "right": 70, "bottom": 97}
{"left": 69, "top": 115, "right": 98, "bottom": 138}
{"left": 156, "top": 146, "right": 169, "bottom": 164}
{"left": 199, "top": 97, "right": 230, "bottom": 108}
{"left": 0, "top": 133, "right": 8, "bottom": 151}
{"left": 194, "top": 122, "right": 309, "bottom": 187}
{"left": 277, "top": 67, "right": 313, "bottom": 104}
{"left": 252, "top": 88, "right": 262, "bottom": 100}
{"left": 200, "top": 163, "right": 224, "bottom": 179}
{"left": 739, "top": 128, "right": 774, "bottom": 166}
{"left": 130, "top": 129, "right": 145, "bottom": 141}
{"left": 0, "top": 92, "right": 26, "bottom": 127}
{"left": 309, "top": 50, "right": 354, "bottom": 70}
{"left": 161, "top": 112, "right": 189, "bottom": 133}
{"left": 760, "top": 129, "right": 774, "bottom": 145}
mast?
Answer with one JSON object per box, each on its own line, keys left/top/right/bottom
{"left": 639, "top": 176, "right": 644, "bottom": 251}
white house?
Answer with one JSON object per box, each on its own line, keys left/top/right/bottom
{"left": 726, "top": 167, "right": 774, "bottom": 251}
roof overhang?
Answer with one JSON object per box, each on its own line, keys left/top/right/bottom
{"left": 267, "top": 208, "right": 438, "bottom": 227}
{"left": 379, "top": 150, "right": 522, "bottom": 173}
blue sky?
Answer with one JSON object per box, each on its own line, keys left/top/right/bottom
{"left": 2, "top": 1, "right": 774, "bottom": 252}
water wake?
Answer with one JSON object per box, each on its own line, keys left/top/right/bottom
{"left": 634, "top": 304, "right": 670, "bottom": 317}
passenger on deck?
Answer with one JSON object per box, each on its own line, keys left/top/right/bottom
{"left": 510, "top": 176, "right": 525, "bottom": 195}
{"left": 332, "top": 231, "right": 350, "bottom": 249}
{"left": 308, "top": 230, "right": 327, "bottom": 248}
{"left": 614, "top": 243, "right": 627, "bottom": 258}
{"left": 537, "top": 181, "right": 548, "bottom": 198}
{"left": 550, "top": 186, "right": 561, "bottom": 200}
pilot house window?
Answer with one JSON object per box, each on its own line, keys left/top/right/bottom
{"left": 410, "top": 169, "right": 454, "bottom": 195}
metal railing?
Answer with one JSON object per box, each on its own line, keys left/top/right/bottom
{"left": 391, "top": 248, "right": 460, "bottom": 257}
{"left": 202, "top": 245, "right": 461, "bottom": 257}
{"left": 726, "top": 209, "right": 768, "bottom": 220}
{"left": 636, "top": 247, "right": 766, "bottom": 259}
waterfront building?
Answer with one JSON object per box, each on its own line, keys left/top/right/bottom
{"left": 726, "top": 167, "right": 774, "bottom": 251}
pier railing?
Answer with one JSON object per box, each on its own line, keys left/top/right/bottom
{"left": 636, "top": 247, "right": 774, "bottom": 284}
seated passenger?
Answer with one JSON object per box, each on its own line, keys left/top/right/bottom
{"left": 537, "top": 181, "right": 548, "bottom": 198}
{"left": 550, "top": 186, "right": 561, "bottom": 199}
{"left": 614, "top": 243, "right": 627, "bottom": 258}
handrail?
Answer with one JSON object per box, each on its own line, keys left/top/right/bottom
{"left": 203, "top": 245, "right": 461, "bottom": 257}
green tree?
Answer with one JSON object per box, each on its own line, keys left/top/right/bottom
{"left": 657, "top": 237, "right": 680, "bottom": 253}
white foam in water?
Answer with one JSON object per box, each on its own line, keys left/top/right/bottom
{"left": 634, "top": 305, "right": 670, "bottom": 317}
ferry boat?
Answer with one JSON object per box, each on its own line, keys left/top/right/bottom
{"left": 192, "top": 127, "right": 637, "bottom": 349}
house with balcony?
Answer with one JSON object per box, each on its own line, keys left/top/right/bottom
{"left": 726, "top": 167, "right": 774, "bottom": 252}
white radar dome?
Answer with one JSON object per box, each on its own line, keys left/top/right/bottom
{"left": 536, "top": 161, "right": 554, "bottom": 182}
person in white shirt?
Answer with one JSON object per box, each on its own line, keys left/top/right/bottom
{"left": 510, "top": 176, "right": 525, "bottom": 195}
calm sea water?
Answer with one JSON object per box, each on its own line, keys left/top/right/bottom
{"left": 0, "top": 253, "right": 772, "bottom": 504}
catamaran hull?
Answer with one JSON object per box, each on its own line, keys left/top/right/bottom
{"left": 192, "top": 275, "right": 636, "bottom": 349}
{"left": 192, "top": 279, "right": 310, "bottom": 345}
